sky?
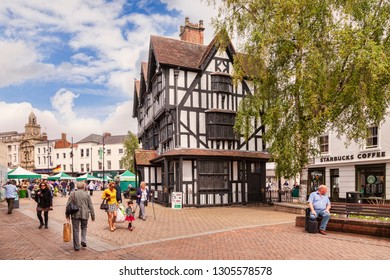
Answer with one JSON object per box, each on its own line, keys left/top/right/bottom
{"left": 0, "top": 0, "right": 219, "bottom": 142}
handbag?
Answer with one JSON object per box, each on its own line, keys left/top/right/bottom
{"left": 63, "top": 222, "right": 71, "bottom": 242}
{"left": 65, "top": 193, "right": 79, "bottom": 215}
{"left": 100, "top": 198, "right": 108, "bottom": 210}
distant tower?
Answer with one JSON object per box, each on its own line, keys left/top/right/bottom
{"left": 20, "top": 112, "right": 43, "bottom": 171}
{"left": 24, "top": 112, "right": 42, "bottom": 139}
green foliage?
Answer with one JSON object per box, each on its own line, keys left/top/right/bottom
{"left": 120, "top": 131, "right": 139, "bottom": 173}
{"left": 210, "top": 0, "right": 390, "bottom": 178}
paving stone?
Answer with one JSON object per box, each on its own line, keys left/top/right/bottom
{"left": 1, "top": 192, "right": 390, "bottom": 260}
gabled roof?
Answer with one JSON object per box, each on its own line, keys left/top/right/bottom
{"left": 77, "top": 134, "right": 102, "bottom": 144}
{"left": 141, "top": 62, "right": 148, "bottom": 81}
{"left": 132, "top": 80, "right": 141, "bottom": 118}
{"left": 77, "top": 134, "right": 126, "bottom": 145}
{"left": 102, "top": 135, "right": 126, "bottom": 145}
{"left": 150, "top": 35, "right": 208, "bottom": 70}
{"left": 134, "top": 149, "right": 158, "bottom": 166}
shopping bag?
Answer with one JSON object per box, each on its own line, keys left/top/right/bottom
{"left": 115, "top": 207, "right": 126, "bottom": 223}
{"left": 63, "top": 222, "right": 71, "bottom": 242}
{"left": 0, "top": 188, "right": 5, "bottom": 202}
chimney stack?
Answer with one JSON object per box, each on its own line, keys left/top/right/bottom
{"left": 61, "top": 133, "right": 66, "bottom": 141}
{"left": 179, "top": 17, "right": 205, "bottom": 45}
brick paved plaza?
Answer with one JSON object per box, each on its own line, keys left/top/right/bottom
{"left": 1, "top": 191, "right": 390, "bottom": 260}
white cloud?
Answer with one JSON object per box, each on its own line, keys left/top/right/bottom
{"left": 50, "top": 89, "right": 79, "bottom": 121}
{"left": 0, "top": 40, "right": 55, "bottom": 87}
{"left": 0, "top": 0, "right": 220, "bottom": 143}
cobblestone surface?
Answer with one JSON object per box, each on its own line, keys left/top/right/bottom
{"left": 1, "top": 191, "right": 390, "bottom": 260}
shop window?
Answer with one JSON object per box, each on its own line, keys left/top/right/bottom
{"left": 366, "top": 126, "right": 378, "bottom": 148}
{"left": 356, "top": 164, "right": 385, "bottom": 198}
{"left": 198, "top": 160, "right": 229, "bottom": 191}
{"left": 319, "top": 135, "right": 329, "bottom": 153}
{"left": 308, "top": 168, "right": 325, "bottom": 194}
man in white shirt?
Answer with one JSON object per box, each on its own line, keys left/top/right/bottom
{"left": 2, "top": 181, "right": 19, "bottom": 214}
{"left": 88, "top": 181, "right": 95, "bottom": 196}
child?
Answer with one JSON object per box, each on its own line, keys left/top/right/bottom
{"left": 125, "top": 200, "right": 135, "bottom": 231}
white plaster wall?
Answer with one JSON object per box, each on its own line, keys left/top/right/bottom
{"left": 232, "top": 161, "right": 238, "bottom": 180}
{"left": 199, "top": 113, "right": 206, "bottom": 134}
{"left": 189, "top": 112, "right": 197, "bottom": 131}
{"left": 183, "top": 161, "right": 193, "bottom": 181}
{"left": 338, "top": 165, "right": 356, "bottom": 199}
{"left": 193, "top": 92, "right": 199, "bottom": 108}
{"left": 189, "top": 135, "right": 197, "bottom": 148}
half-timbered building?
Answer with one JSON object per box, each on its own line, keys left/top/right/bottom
{"left": 133, "top": 18, "right": 270, "bottom": 207}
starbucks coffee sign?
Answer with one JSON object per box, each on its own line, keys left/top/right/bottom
{"left": 320, "top": 151, "right": 386, "bottom": 163}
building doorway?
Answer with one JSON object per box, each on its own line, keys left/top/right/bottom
{"left": 330, "top": 169, "right": 339, "bottom": 202}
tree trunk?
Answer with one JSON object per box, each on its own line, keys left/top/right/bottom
{"left": 299, "top": 167, "right": 308, "bottom": 204}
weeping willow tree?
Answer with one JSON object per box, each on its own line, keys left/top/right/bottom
{"left": 208, "top": 0, "right": 389, "bottom": 201}
{"left": 120, "top": 131, "right": 139, "bottom": 173}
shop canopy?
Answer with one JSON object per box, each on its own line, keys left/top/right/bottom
{"left": 76, "top": 173, "right": 101, "bottom": 182}
{"left": 102, "top": 175, "right": 113, "bottom": 181}
{"left": 7, "top": 166, "right": 42, "bottom": 179}
{"left": 119, "top": 170, "right": 136, "bottom": 181}
{"left": 48, "top": 172, "right": 75, "bottom": 181}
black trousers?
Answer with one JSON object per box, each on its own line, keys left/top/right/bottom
{"left": 37, "top": 210, "right": 49, "bottom": 226}
{"left": 6, "top": 198, "right": 15, "bottom": 214}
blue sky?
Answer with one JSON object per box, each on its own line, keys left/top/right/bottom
{"left": 0, "top": 0, "right": 218, "bottom": 141}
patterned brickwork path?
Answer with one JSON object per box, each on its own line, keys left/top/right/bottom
{"left": 1, "top": 193, "right": 390, "bottom": 260}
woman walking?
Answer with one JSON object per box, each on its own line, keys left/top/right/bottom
{"left": 35, "top": 182, "right": 53, "bottom": 229}
{"left": 136, "top": 181, "right": 150, "bottom": 221}
{"left": 101, "top": 182, "right": 118, "bottom": 231}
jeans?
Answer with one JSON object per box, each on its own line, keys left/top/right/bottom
{"left": 310, "top": 209, "right": 330, "bottom": 230}
{"left": 72, "top": 218, "right": 88, "bottom": 250}
{"left": 6, "top": 198, "right": 15, "bottom": 214}
{"left": 139, "top": 201, "right": 146, "bottom": 219}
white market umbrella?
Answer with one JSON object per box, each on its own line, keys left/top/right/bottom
{"left": 76, "top": 173, "right": 101, "bottom": 181}
{"left": 7, "top": 166, "right": 41, "bottom": 179}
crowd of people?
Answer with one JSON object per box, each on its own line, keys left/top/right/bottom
{"left": 1, "top": 178, "right": 152, "bottom": 252}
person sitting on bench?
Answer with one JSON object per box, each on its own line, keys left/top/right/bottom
{"left": 308, "top": 184, "right": 331, "bottom": 235}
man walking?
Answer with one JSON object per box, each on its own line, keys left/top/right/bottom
{"left": 65, "top": 183, "right": 95, "bottom": 251}
{"left": 2, "top": 181, "right": 19, "bottom": 214}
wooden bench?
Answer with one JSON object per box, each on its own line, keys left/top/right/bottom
{"left": 331, "top": 202, "right": 390, "bottom": 218}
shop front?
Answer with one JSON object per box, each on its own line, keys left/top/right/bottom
{"left": 356, "top": 164, "right": 386, "bottom": 201}
{"left": 309, "top": 153, "right": 388, "bottom": 203}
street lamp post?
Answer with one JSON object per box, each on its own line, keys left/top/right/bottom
{"left": 71, "top": 137, "right": 74, "bottom": 176}
{"left": 102, "top": 134, "right": 105, "bottom": 188}
{"left": 47, "top": 140, "right": 50, "bottom": 173}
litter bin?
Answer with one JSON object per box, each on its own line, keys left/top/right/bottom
{"left": 346, "top": 191, "right": 362, "bottom": 203}
{"left": 19, "top": 189, "right": 27, "bottom": 198}
{"left": 292, "top": 188, "right": 299, "bottom": 197}
{"left": 13, "top": 194, "right": 20, "bottom": 209}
